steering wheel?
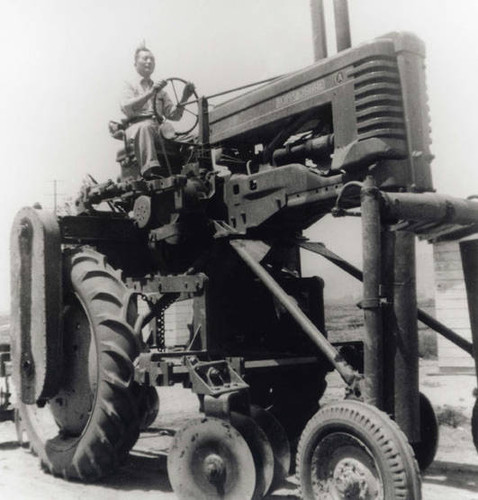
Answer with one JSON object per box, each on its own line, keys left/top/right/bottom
{"left": 153, "top": 77, "right": 199, "bottom": 136}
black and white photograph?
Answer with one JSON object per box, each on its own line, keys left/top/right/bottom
{"left": 0, "top": 1, "right": 478, "bottom": 498}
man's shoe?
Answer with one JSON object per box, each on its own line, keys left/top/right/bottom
{"left": 142, "top": 165, "right": 165, "bottom": 179}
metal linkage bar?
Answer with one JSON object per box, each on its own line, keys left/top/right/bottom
{"left": 230, "top": 239, "right": 362, "bottom": 391}
{"left": 418, "top": 309, "right": 473, "bottom": 356}
{"left": 298, "top": 241, "right": 474, "bottom": 356}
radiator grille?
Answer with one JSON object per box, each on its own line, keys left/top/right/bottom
{"left": 350, "top": 56, "right": 407, "bottom": 142}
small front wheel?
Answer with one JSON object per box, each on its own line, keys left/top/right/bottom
{"left": 297, "top": 400, "right": 421, "bottom": 500}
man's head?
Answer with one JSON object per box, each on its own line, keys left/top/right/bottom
{"left": 134, "top": 47, "right": 155, "bottom": 78}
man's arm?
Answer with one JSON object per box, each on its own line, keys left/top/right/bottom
{"left": 121, "top": 89, "right": 154, "bottom": 117}
{"left": 121, "top": 81, "right": 167, "bottom": 118}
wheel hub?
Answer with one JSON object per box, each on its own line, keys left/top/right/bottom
{"left": 333, "top": 458, "right": 375, "bottom": 498}
{"left": 203, "top": 453, "right": 226, "bottom": 484}
{"left": 310, "top": 433, "right": 382, "bottom": 499}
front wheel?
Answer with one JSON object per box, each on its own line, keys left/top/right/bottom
{"left": 17, "top": 247, "right": 141, "bottom": 480}
{"left": 472, "top": 398, "right": 478, "bottom": 454}
{"left": 297, "top": 400, "right": 421, "bottom": 500}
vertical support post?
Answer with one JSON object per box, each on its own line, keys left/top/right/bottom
{"left": 393, "top": 231, "right": 420, "bottom": 442}
{"left": 197, "top": 96, "right": 212, "bottom": 171}
{"left": 381, "top": 229, "right": 396, "bottom": 416}
{"left": 310, "top": 0, "right": 328, "bottom": 61}
{"left": 333, "top": 0, "right": 352, "bottom": 51}
{"left": 361, "top": 176, "right": 384, "bottom": 408}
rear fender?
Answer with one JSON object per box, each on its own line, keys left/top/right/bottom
{"left": 10, "top": 207, "right": 62, "bottom": 404}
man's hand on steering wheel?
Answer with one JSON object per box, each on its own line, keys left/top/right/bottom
{"left": 153, "top": 79, "right": 168, "bottom": 92}
{"left": 180, "top": 82, "right": 196, "bottom": 103}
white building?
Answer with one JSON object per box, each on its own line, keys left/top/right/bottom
{"left": 424, "top": 226, "right": 478, "bottom": 374}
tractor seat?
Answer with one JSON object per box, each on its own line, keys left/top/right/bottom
{"left": 108, "top": 120, "right": 138, "bottom": 178}
{"left": 108, "top": 120, "right": 127, "bottom": 141}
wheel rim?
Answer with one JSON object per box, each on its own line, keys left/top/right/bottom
{"left": 310, "top": 432, "right": 383, "bottom": 500}
{"left": 20, "top": 296, "right": 98, "bottom": 448}
{"left": 230, "top": 411, "right": 275, "bottom": 498}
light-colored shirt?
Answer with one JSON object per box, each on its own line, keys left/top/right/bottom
{"left": 120, "top": 77, "right": 184, "bottom": 121}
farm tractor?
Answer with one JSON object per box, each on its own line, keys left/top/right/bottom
{"left": 6, "top": 1, "right": 478, "bottom": 498}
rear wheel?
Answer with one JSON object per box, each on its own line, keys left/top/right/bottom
{"left": 17, "top": 247, "right": 141, "bottom": 480}
{"left": 472, "top": 398, "right": 478, "bottom": 454}
{"left": 297, "top": 400, "right": 421, "bottom": 499}
{"left": 412, "top": 392, "right": 439, "bottom": 471}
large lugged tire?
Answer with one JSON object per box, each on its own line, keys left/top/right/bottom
{"left": 297, "top": 400, "right": 421, "bottom": 500}
{"left": 17, "top": 247, "right": 141, "bottom": 480}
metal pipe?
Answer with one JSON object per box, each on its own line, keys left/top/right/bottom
{"left": 333, "top": 0, "right": 352, "bottom": 51}
{"left": 310, "top": 0, "right": 328, "bottom": 61}
{"left": 417, "top": 309, "right": 473, "bottom": 356}
{"left": 382, "top": 192, "right": 478, "bottom": 225}
{"left": 393, "top": 231, "right": 420, "bottom": 442}
{"left": 381, "top": 230, "right": 396, "bottom": 417}
{"left": 272, "top": 134, "right": 334, "bottom": 166}
{"left": 361, "top": 176, "right": 384, "bottom": 408}
{"left": 230, "top": 239, "right": 361, "bottom": 389}
{"left": 298, "top": 240, "right": 475, "bottom": 356}
{"left": 182, "top": 75, "right": 286, "bottom": 105}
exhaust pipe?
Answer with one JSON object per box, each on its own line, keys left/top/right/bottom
{"left": 333, "top": 0, "right": 351, "bottom": 51}
{"left": 310, "top": 0, "right": 328, "bottom": 61}
{"left": 310, "top": 0, "right": 352, "bottom": 60}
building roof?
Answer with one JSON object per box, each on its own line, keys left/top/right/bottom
{"left": 418, "top": 222, "right": 478, "bottom": 243}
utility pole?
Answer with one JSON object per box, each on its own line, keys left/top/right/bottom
{"left": 46, "top": 179, "right": 64, "bottom": 214}
{"left": 53, "top": 179, "right": 57, "bottom": 215}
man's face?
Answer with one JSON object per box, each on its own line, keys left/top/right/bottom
{"left": 135, "top": 50, "right": 156, "bottom": 78}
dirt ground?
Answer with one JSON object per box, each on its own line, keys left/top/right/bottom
{"left": 1, "top": 360, "right": 477, "bottom": 499}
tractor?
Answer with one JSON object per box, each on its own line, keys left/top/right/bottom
{"left": 8, "top": 1, "right": 478, "bottom": 498}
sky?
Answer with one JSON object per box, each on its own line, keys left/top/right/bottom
{"left": 0, "top": 0, "right": 477, "bottom": 310}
